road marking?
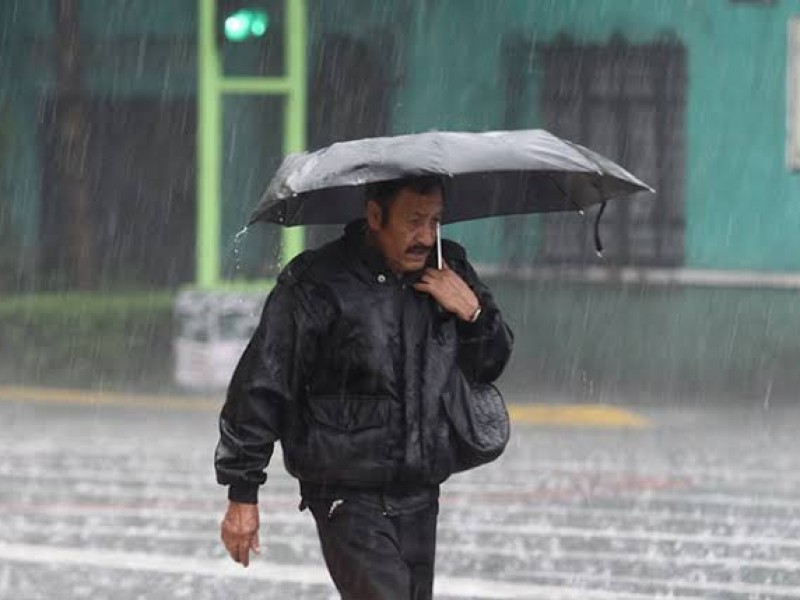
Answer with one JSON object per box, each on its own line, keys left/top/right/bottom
{"left": 489, "top": 460, "right": 800, "bottom": 485}
{"left": 0, "top": 541, "right": 697, "bottom": 600}
{"left": 16, "top": 450, "right": 800, "bottom": 499}
{"left": 9, "top": 487, "right": 800, "bottom": 536}
{"left": 8, "top": 471, "right": 800, "bottom": 530}
{"left": 5, "top": 464, "right": 684, "bottom": 494}
{"left": 597, "top": 490, "right": 800, "bottom": 510}
{"left": 9, "top": 520, "right": 800, "bottom": 574}
{"left": 8, "top": 501, "right": 800, "bottom": 550}
{"left": 469, "top": 565, "right": 800, "bottom": 599}
{"left": 0, "top": 386, "right": 218, "bottom": 411}
{"left": 0, "top": 386, "right": 649, "bottom": 428}
{"left": 3, "top": 470, "right": 687, "bottom": 504}
{"left": 509, "top": 404, "right": 650, "bottom": 428}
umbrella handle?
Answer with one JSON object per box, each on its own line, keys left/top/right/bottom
{"left": 436, "top": 222, "right": 443, "bottom": 269}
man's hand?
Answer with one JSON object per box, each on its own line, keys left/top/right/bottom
{"left": 221, "top": 501, "right": 260, "bottom": 567}
{"left": 413, "top": 262, "right": 480, "bottom": 321}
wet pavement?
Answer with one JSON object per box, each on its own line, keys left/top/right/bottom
{"left": 2, "top": 391, "right": 800, "bottom": 599}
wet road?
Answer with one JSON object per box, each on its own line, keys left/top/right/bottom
{"left": 2, "top": 390, "right": 800, "bottom": 599}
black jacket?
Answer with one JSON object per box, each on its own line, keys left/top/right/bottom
{"left": 215, "top": 220, "right": 513, "bottom": 504}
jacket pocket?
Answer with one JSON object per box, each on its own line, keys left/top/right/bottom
{"left": 307, "top": 394, "right": 389, "bottom": 432}
{"left": 292, "top": 394, "right": 393, "bottom": 485}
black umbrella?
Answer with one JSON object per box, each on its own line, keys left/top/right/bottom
{"left": 249, "top": 129, "right": 653, "bottom": 259}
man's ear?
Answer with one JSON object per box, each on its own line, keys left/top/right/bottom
{"left": 366, "top": 200, "right": 382, "bottom": 231}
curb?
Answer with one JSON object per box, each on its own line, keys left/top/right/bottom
{"left": 0, "top": 386, "right": 650, "bottom": 428}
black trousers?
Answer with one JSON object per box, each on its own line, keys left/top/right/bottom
{"left": 307, "top": 495, "right": 439, "bottom": 600}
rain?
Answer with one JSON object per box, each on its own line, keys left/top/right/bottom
{"left": 2, "top": 0, "right": 800, "bottom": 598}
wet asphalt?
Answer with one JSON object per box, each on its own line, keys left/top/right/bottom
{"left": 2, "top": 393, "right": 800, "bottom": 600}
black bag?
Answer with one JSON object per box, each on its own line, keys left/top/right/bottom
{"left": 441, "top": 367, "right": 510, "bottom": 473}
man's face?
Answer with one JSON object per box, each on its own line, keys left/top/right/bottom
{"left": 367, "top": 187, "right": 443, "bottom": 274}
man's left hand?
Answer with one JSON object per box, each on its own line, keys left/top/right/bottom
{"left": 413, "top": 262, "right": 480, "bottom": 321}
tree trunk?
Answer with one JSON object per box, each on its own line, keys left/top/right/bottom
{"left": 53, "top": 0, "right": 92, "bottom": 289}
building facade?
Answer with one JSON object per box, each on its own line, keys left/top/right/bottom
{"left": 2, "top": 0, "right": 800, "bottom": 397}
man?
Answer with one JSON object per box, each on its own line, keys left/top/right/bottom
{"left": 215, "top": 175, "right": 513, "bottom": 599}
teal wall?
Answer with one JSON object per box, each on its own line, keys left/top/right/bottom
{"left": 0, "top": 0, "right": 197, "bottom": 282}
{"left": 3, "top": 0, "right": 800, "bottom": 276}
{"left": 0, "top": 0, "right": 413, "bottom": 286}
{"left": 396, "top": 0, "right": 800, "bottom": 272}
{"left": 2, "top": 1, "right": 800, "bottom": 396}
{"left": 493, "top": 278, "right": 800, "bottom": 402}
{"left": 0, "top": 0, "right": 46, "bottom": 256}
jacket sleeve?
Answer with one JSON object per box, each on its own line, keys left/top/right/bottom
{"left": 449, "top": 249, "right": 514, "bottom": 384}
{"left": 214, "top": 264, "right": 329, "bottom": 504}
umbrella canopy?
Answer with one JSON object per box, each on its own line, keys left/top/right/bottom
{"left": 249, "top": 129, "right": 653, "bottom": 227}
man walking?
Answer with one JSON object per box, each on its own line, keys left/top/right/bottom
{"left": 215, "top": 175, "right": 513, "bottom": 599}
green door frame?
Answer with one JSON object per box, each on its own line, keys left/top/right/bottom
{"left": 196, "top": 0, "right": 307, "bottom": 289}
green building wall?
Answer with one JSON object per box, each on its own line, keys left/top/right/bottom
{"left": 382, "top": 0, "right": 800, "bottom": 400}
{"left": 0, "top": 0, "right": 415, "bottom": 286}
{"left": 3, "top": 1, "right": 800, "bottom": 398}
{"left": 0, "top": 0, "right": 198, "bottom": 284}
{"left": 397, "top": 0, "right": 800, "bottom": 272}
{"left": 4, "top": 0, "right": 800, "bottom": 274}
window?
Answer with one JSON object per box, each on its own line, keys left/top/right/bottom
{"left": 504, "top": 36, "right": 687, "bottom": 267}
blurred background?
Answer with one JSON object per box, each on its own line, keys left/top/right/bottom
{"left": 1, "top": 0, "right": 800, "bottom": 402}
{"left": 7, "top": 2, "right": 800, "bottom": 599}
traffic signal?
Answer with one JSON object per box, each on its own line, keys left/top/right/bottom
{"left": 223, "top": 7, "right": 269, "bottom": 42}
{"left": 217, "top": 0, "right": 285, "bottom": 76}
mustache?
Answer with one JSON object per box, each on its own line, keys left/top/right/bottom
{"left": 406, "top": 245, "right": 432, "bottom": 255}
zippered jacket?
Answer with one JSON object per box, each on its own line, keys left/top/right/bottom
{"left": 215, "top": 220, "right": 514, "bottom": 504}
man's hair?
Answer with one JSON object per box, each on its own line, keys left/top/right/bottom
{"left": 366, "top": 175, "right": 443, "bottom": 227}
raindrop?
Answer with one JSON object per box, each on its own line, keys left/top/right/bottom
{"left": 231, "top": 226, "right": 249, "bottom": 276}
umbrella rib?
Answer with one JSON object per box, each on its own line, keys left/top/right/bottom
{"left": 546, "top": 173, "right": 584, "bottom": 215}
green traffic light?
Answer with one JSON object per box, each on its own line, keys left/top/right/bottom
{"left": 224, "top": 8, "right": 269, "bottom": 42}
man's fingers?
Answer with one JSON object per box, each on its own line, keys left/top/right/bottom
{"left": 225, "top": 534, "right": 254, "bottom": 566}
{"left": 239, "top": 539, "right": 251, "bottom": 567}
{"left": 418, "top": 270, "right": 445, "bottom": 287}
{"left": 221, "top": 527, "right": 238, "bottom": 562}
{"left": 221, "top": 528, "right": 239, "bottom": 563}
{"left": 250, "top": 531, "right": 261, "bottom": 554}
{"left": 221, "top": 522, "right": 252, "bottom": 566}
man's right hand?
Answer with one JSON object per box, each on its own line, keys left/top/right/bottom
{"left": 221, "top": 501, "right": 260, "bottom": 567}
